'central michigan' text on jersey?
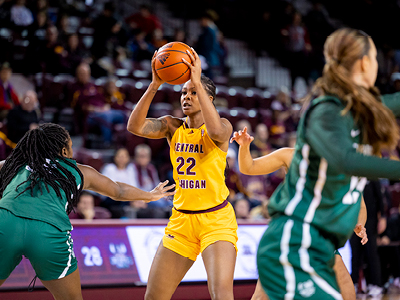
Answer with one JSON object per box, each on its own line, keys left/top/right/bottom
{"left": 170, "top": 120, "right": 229, "bottom": 211}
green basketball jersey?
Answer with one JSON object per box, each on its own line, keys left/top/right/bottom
{"left": 0, "top": 158, "right": 82, "bottom": 232}
{"left": 268, "top": 94, "right": 400, "bottom": 249}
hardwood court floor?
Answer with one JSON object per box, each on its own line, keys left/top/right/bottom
{"left": 357, "top": 296, "right": 400, "bottom": 300}
{"left": 357, "top": 286, "right": 400, "bottom": 300}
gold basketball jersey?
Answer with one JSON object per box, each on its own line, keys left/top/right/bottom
{"left": 170, "top": 121, "right": 229, "bottom": 211}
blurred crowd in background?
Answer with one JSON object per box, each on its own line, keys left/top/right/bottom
{"left": 2, "top": 0, "right": 400, "bottom": 293}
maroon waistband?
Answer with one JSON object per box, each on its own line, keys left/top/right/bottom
{"left": 174, "top": 200, "right": 228, "bottom": 214}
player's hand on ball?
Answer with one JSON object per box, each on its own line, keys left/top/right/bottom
{"left": 181, "top": 48, "right": 201, "bottom": 85}
{"left": 151, "top": 50, "right": 165, "bottom": 86}
{"left": 354, "top": 224, "right": 368, "bottom": 245}
{"left": 230, "top": 126, "right": 254, "bottom": 146}
{"left": 148, "top": 180, "right": 176, "bottom": 202}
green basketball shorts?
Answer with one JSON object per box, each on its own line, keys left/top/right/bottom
{"left": 257, "top": 215, "right": 343, "bottom": 300}
{"left": 0, "top": 208, "right": 77, "bottom": 281}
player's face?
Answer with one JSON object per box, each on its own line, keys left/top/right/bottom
{"left": 180, "top": 80, "right": 200, "bottom": 115}
{"left": 365, "top": 38, "right": 378, "bottom": 87}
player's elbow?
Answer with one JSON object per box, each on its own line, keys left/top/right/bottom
{"left": 127, "top": 122, "right": 141, "bottom": 136}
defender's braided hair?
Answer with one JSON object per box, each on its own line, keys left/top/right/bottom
{"left": 0, "top": 123, "right": 84, "bottom": 214}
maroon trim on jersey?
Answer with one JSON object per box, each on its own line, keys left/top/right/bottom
{"left": 174, "top": 200, "right": 228, "bottom": 214}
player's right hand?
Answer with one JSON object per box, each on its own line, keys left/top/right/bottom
{"left": 148, "top": 180, "right": 176, "bottom": 202}
{"left": 230, "top": 126, "right": 254, "bottom": 146}
{"left": 151, "top": 50, "right": 165, "bottom": 86}
{"left": 354, "top": 224, "right": 368, "bottom": 245}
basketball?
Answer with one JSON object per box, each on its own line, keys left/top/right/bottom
{"left": 155, "top": 42, "right": 193, "bottom": 85}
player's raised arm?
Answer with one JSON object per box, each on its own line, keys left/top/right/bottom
{"left": 182, "top": 49, "right": 232, "bottom": 144}
{"left": 78, "top": 164, "right": 175, "bottom": 202}
{"left": 231, "top": 127, "right": 294, "bottom": 175}
{"left": 127, "top": 51, "right": 171, "bottom": 139}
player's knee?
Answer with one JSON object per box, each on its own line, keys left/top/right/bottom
{"left": 208, "top": 284, "right": 233, "bottom": 300}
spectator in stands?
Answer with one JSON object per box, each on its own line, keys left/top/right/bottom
{"left": 69, "top": 191, "right": 111, "bottom": 220}
{"left": 102, "top": 77, "right": 129, "bottom": 111}
{"left": 129, "top": 144, "right": 170, "bottom": 218}
{"left": 101, "top": 148, "right": 137, "bottom": 218}
{"left": 91, "top": 1, "right": 119, "bottom": 58}
{"left": 38, "top": 25, "right": 65, "bottom": 74}
{"left": 10, "top": 0, "right": 33, "bottom": 30}
{"left": 61, "top": 33, "right": 87, "bottom": 75}
{"left": 250, "top": 198, "right": 270, "bottom": 220}
{"left": 0, "top": 62, "right": 19, "bottom": 121}
{"left": 253, "top": 123, "right": 272, "bottom": 156}
{"left": 28, "top": 9, "right": 49, "bottom": 42}
{"left": 70, "top": 62, "right": 126, "bottom": 144}
{"left": 233, "top": 197, "right": 251, "bottom": 220}
{"left": 170, "top": 28, "right": 187, "bottom": 44}
{"left": 6, "top": 90, "right": 39, "bottom": 143}
{"left": 129, "top": 30, "right": 155, "bottom": 63}
{"left": 150, "top": 28, "right": 167, "bottom": 49}
{"left": 125, "top": 4, "right": 162, "bottom": 36}
{"left": 196, "top": 10, "right": 222, "bottom": 80}
{"left": 281, "top": 11, "right": 312, "bottom": 89}
{"left": 56, "top": 14, "right": 70, "bottom": 45}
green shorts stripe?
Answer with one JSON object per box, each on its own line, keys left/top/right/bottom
{"left": 257, "top": 216, "right": 342, "bottom": 300}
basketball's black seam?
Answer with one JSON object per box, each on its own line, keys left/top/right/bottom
{"left": 157, "top": 49, "right": 189, "bottom": 55}
{"left": 167, "top": 67, "right": 190, "bottom": 83}
{"left": 156, "top": 61, "right": 187, "bottom": 71}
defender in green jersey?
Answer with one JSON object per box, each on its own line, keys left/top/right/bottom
{"left": 256, "top": 28, "right": 400, "bottom": 300}
{"left": 0, "top": 123, "right": 176, "bottom": 300}
{"left": 231, "top": 127, "right": 367, "bottom": 300}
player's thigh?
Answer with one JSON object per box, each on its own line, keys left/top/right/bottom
{"left": 145, "top": 242, "right": 194, "bottom": 300}
{"left": 202, "top": 240, "right": 236, "bottom": 300}
{"left": 40, "top": 268, "right": 82, "bottom": 300}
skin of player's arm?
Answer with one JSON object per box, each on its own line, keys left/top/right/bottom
{"left": 183, "top": 49, "right": 232, "bottom": 143}
{"left": 78, "top": 164, "right": 175, "bottom": 202}
{"left": 357, "top": 197, "right": 367, "bottom": 227}
{"left": 127, "top": 51, "right": 171, "bottom": 139}
{"left": 0, "top": 160, "right": 4, "bottom": 171}
{"left": 239, "top": 146, "right": 294, "bottom": 176}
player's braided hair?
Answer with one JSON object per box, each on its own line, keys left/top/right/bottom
{"left": 0, "top": 123, "right": 83, "bottom": 214}
{"left": 304, "top": 27, "right": 399, "bottom": 154}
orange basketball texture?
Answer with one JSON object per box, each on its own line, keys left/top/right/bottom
{"left": 155, "top": 42, "right": 193, "bottom": 85}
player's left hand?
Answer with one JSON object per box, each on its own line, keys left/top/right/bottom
{"left": 354, "top": 224, "right": 368, "bottom": 245}
{"left": 148, "top": 180, "right": 176, "bottom": 202}
{"left": 181, "top": 48, "right": 201, "bottom": 85}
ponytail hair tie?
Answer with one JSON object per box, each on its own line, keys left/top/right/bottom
{"left": 332, "top": 57, "right": 341, "bottom": 65}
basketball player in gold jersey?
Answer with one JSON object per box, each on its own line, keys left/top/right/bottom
{"left": 127, "top": 48, "right": 237, "bottom": 300}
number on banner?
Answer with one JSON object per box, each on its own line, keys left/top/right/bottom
{"left": 81, "top": 246, "right": 103, "bottom": 266}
